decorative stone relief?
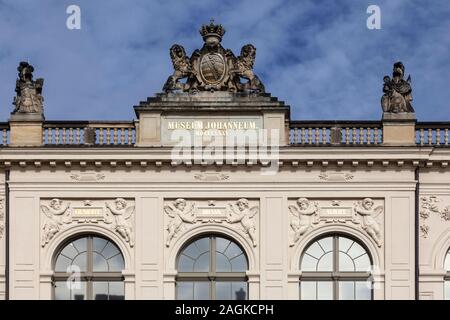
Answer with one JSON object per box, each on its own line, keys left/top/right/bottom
{"left": 419, "top": 196, "right": 450, "bottom": 238}
{"left": 226, "top": 199, "right": 258, "bottom": 247}
{"left": 288, "top": 198, "right": 319, "bottom": 247}
{"left": 105, "top": 198, "right": 135, "bottom": 247}
{"left": 164, "top": 199, "right": 197, "bottom": 247}
{"left": 318, "top": 172, "right": 354, "bottom": 182}
{"left": 288, "top": 198, "right": 384, "bottom": 247}
{"left": 0, "top": 198, "right": 5, "bottom": 239}
{"left": 164, "top": 198, "right": 259, "bottom": 247}
{"left": 40, "top": 198, "right": 135, "bottom": 247}
{"left": 69, "top": 172, "right": 106, "bottom": 182}
{"left": 194, "top": 173, "right": 230, "bottom": 181}
{"left": 353, "top": 198, "right": 383, "bottom": 247}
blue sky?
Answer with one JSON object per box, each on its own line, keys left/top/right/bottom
{"left": 0, "top": 0, "right": 449, "bottom": 121}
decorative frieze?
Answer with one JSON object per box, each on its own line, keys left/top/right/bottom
{"left": 288, "top": 198, "right": 384, "bottom": 247}
{"left": 40, "top": 198, "right": 135, "bottom": 247}
{"left": 164, "top": 198, "right": 259, "bottom": 247}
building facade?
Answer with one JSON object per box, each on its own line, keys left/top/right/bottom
{"left": 0, "top": 23, "right": 450, "bottom": 300}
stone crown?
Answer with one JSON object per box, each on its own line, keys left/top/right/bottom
{"left": 199, "top": 21, "right": 225, "bottom": 40}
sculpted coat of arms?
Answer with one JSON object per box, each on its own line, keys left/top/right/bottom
{"left": 163, "top": 20, "right": 265, "bottom": 93}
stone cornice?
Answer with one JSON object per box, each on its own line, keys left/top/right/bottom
{"left": 0, "top": 146, "right": 441, "bottom": 169}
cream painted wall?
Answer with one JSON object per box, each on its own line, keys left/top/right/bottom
{"left": 0, "top": 154, "right": 426, "bottom": 300}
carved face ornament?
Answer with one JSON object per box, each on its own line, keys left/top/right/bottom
{"left": 297, "top": 198, "right": 309, "bottom": 210}
{"left": 115, "top": 198, "right": 127, "bottom": 210}
{"left": 237, "top": 199, "right": 249, "bottom": 211}
{"left": 363, "top": 198, "right": 374, "bottom": 210}
{"left": 50, "top": 199, "right": 61, "bottom": 210}
{"left": 175, "top": 199, "right": 186, "bottom": 211}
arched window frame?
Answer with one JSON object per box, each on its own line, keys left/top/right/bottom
{"left": 444, "top": 249, "right": 450, "bottom": 299}
{"left": 299, "top": 233, "right": 373, "bottom": 300}
{"left": 176, "top": 234, "right": 249, "bottom": 300}
{"left": 52, "top": 234, "right": 125, "bottom": 300}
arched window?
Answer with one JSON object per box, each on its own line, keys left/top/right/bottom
{"left": 445, "top": 249, "right": 450, "bottom": 299}
{"left": 176, "top": 235, "right": 248, "bottom": 300}
{"left": 300, "top": 234, "right": 372, "bottom": 300}
{"left": 53, "top": 235, "right": 125, "bottom": 300}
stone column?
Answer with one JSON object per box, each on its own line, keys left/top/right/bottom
{"left": 382, "top": 112, "right": 416, "bottom": 145}
{"left": 9, "top": 113, "right": 44, "bottom": 147}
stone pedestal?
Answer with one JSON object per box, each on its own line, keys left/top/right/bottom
{"left": 9, "top": 113, "right": 44, "bottom": 147}
{"left": 134, "top": 92, "right": 290, "bottom": 147}
{"left": 382, "top": 112, "right": 416, "bottom": 145}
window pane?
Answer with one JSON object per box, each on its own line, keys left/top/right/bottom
{"left": 306, "top": 241, "right": 325, "bottom": 259}
{"left": 93, "top": 252, "right": 108, "bottom": 272}
{"left": 72, "top": 252, "right": 87, "bottom": 272}
{"left": 445, "top": 281, "right": 450, "bottom": 300}
{"left": 301, "top": 254, "right": 318, "bottom": 271}
{"left": 72, "top": 238, "right": 87, "bottom": 253}
{"left": 339, "top": 281, "right": 355, "bottom": 300}
{"left": 317, "top": 281, "right": 333, "bottom": 300}
{"left": 194, "top": 282, "right": 210, "bottom": 300}
{"left": 177, "top": 282, "right": 193, "bottom": 300}
{"left": 339, "top": 252, "right": 355, "bottom": 271}
{"left": 92, "top": 282, "right": 125, "bottom": 300}
{"left": 216, "top": 282, "right": 231, "bottom": 300}
{"left": 355, "top": 281, "right": 371, "bottom": 300}
{"left": 108, "top": 254, "right": 125, "bottom": 272}
{"left": 215, "top": 252, "right": 231, "bottom": 272}
{"left": 215, "top": 282, "right": 247, "bottom": 300}
{"left": 347, "top": 242, "right": 366, "bottom": 259}
{"left": 338, "top": 237, "right": 353, "bottom": 253}
{"left": 354, "top": 254, "right": 371, "bottom": 271}
{"left": 318, "top": 237, "right": 333, "bottom": 253}
{"left": 61, "top": 243, "right": 78, "bottom": 260}
{"left": 224, "top": 242, "right": 243, "bottom": 260}
{"left": 182, "top": 243, "right": 200, "bottom": 259}
{"left": 193, "top": 252, "right": 210, "bottom": 272}
{"left": 178, "top": 255, "right": 195, "bottom": 272}
{"left": 317, "top": 252, "right": 333, "bottom": 271}
{"left": 102, "top": 241, "right": 120, "bottom": 259}
{"left": 93, "top": 282, "right": 108, "bottom": 300}
{"left": 93, "top": 237, "right": 108, "bottom": 253}
{"left": 55, "top": 255, "right": 73, "bottom": 272}
{"left": 216, "top": 237, "right": 230, "bottom": 253}
{"left": 109, "top": 282, "right": 125, "bottom": 300}
{"left": 232, "top": 282, "right": 247, "bottom": 300}
{"left": 445, "top": 252, "right": 450, "bottom": 271}
{"left": 231, "top": 254, "right": 247, "bottom": 272}
{"left": 301, "top": 281, "right": 316, "bottom": 300}
{"left": 54, "top": 281, "right": 86, "bottom": 300}
{"left": 195, "top": 238, "right": 210, "bottom": 254}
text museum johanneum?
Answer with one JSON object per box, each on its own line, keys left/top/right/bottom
{"left": 0, "top": 22, "right": 449, "bottom": 300}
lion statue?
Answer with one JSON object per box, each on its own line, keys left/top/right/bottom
{"left": 163, "top": 44, "right": 196, "bottom": 92}
{"left": 229, "top": 44, "right": 265, "bottom": 93}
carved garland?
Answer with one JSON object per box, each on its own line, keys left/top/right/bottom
{"left": 288, "top": 198, "right": 384, "bottom": 248}
{"left": 40, "top": 198, "right": 135, "bottom": 247}
{"left": 164, "top": 198, "right": 258, "bottom": 248}
{"left": 419, "top": 196, "right": 450, "bottom": 238}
